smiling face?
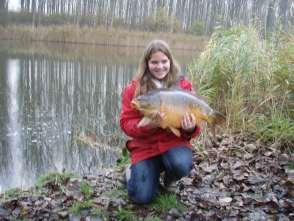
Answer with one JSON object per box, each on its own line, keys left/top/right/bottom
{"left": 148, "top": 51, "right": 171, "bottom": 80}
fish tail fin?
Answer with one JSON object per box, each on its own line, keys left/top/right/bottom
{"left": 208, "top": 111, "right": 226, "bottom": 126}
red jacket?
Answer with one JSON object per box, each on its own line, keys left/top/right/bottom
{"left": 120, "top": 78, "right": 201, "bottom": 164}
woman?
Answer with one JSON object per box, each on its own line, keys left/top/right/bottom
{"left": 119, "top": 39, "right": 201, "bottom": 204}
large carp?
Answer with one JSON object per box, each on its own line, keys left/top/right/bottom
{"left": 131, "top": 88, "right": 225, "bottom": 137}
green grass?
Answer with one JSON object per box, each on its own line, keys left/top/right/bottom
{"left": 3, "top": 188, "right": 23, "bottom": 199}
{"left": 116, "top": 148, "right": 131, "bottom": 170}
{"left": 35, "top": 171, "right": 75, "bottom": 189}
{"left": 151, "top": 193, "right": 186, "bottom": 213}
{"left": 80, "top": 181, "right": 94, "bottom": 199}
{"left": 254, "top": 114, "right": 294, "bottom": 144}
{"left": 287, "top": 161, "right": 294, "bottom": 170}
{"left": 116, "top": 208, "right": 136, "bottom": 221}
{"left": 105, "top": 187, "right": 129, "bottom": 200}
{"left": 1, "top": 188, "right": 34, "bottom": 202}
{"left": 70, "top": 200, "right": 93, "bottom": 214}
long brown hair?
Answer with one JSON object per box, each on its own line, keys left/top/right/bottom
{"left": 134, "top": 39, "right": 180, "bottom": 96}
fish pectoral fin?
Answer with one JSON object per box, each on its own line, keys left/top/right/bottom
{"left": 169, "top": 127, "right": 181, "bottom": 137}
{"left": 137, "top": 117, "right": 152, "bottom": 128}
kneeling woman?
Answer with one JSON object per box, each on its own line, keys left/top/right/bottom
{"left": 119, "top": 39, "right": 201, "bottom": 204}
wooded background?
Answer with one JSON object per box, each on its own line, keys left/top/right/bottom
{"left": 0, "top": 0, "right": 293, "bottom": 35}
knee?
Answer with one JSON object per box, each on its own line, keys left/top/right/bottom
{"left": 173, "top": 160, "right": 192, "bottom": 177}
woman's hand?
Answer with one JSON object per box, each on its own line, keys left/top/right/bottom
{"left": 181, "top": 112, "right": 196, "bottom": 133}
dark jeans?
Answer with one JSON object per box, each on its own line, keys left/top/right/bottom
{"left": 127, "top": 146, "right": 193, "bottom": 204}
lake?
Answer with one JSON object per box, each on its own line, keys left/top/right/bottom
{"left": 0, "top": 41, "right": 200, "bottom": 192}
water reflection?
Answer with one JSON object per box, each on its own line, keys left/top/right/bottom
{"left": 6, "top": 60, "right": 23, "bottom": 190}
{"left": 0, "top": 55, "right": 135, "bottom": 192}
{"left": 0, "top": 43, "right": 199, "bottom": 192}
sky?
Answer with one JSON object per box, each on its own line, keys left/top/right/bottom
{"left": 8, "top": 0, "right": 21, "bottom": 12}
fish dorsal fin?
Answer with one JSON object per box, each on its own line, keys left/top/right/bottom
{"left": 137, "top": 117, "right": 152, "bottom": 128}
{"left": 169, "top": 127, "right": 181, "bottom": 137}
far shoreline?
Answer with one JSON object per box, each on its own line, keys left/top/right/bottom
{"left": 0, "top": 25, "right": 208, "bottom": 51}
{"left": 0, "top": 34, "right": 205, "bottom": 64}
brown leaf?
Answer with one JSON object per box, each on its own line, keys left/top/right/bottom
{"left": 199, "top": 162, "right": 218, "bottom": 173}
{"left": 247, "top": 175, "right": 266, "bottom": 185}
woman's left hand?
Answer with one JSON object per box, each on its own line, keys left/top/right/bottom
{"left": 181, "top": 112, "right": 196, "bottom": 133}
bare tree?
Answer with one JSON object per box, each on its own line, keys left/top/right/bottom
{"left": 15, "top": 0, "right": 294, "bottom": 34}
{"left": 0, "top": 0, "right": 8, "bottom": 26}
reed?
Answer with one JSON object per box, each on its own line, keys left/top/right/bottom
{"left": 189, "top": 27, "right": 293, "bottom": 144}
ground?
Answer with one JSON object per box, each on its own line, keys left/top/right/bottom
{"left": 0, "top": 134, "right": 293, "bottom": 220}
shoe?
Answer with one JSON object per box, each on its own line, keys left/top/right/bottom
{"left": 119, "top": 164, "right": 131, "bottom": 187}
{"left": 121, "top": 164, "right": 131, "bottom": 187}
{"left": 164, "top": 182, "right": 178, "bottom": 193}
{"left": 162, "top": 173, "right": 178, "bottom": 192}
{"left": 163, "top": 172, "right": 173, "bottom": 186}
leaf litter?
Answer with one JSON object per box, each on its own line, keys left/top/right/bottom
{"left": 0, "top": 134, "right": 293, "bottom": 220}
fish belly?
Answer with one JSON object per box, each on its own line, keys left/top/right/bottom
{"left": 160, "top": 104, "right": 187, "bottom": 129}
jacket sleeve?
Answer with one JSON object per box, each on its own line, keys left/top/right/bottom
{"left": 179, "top": 78, "right": 201, "bottom": 140}
{"left": 119, "top": 83, "right": 158, "bottom": 139}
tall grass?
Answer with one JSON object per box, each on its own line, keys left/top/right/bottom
{"left": 189, "top": 27, "right": 293, "bottom": 145}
